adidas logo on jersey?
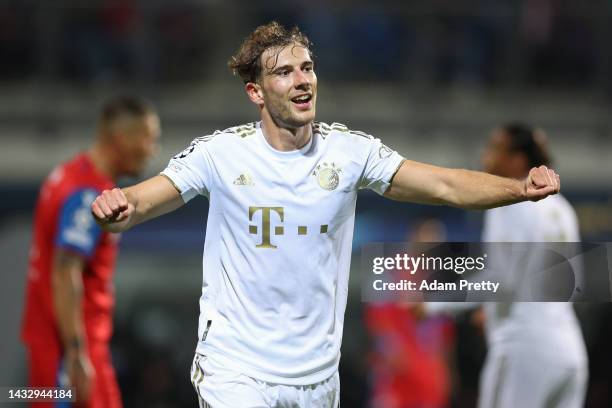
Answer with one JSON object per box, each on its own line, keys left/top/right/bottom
{"left": 233, "top": 173, "right": 254, "bottom": 186}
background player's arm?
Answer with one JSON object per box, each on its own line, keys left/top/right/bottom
{"left": 92, "top": 175, "right": 184, "bottom": 232}
{"left": 51, "top": 249, "right": 93, "bottom": 402}
{"left": 384, "top": 160, "right": 560, "bottom": 209}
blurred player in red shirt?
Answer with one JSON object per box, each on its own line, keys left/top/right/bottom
{"left": 366, "top": 218, "right": 456, "bottom": 408}
{"left": 21, "top": 96, "right": 160, "bottom": 407}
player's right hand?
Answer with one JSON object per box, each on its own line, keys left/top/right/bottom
{"left": 524, "top": 165, "right": 560, "bottom": 201}
{"left": 91, "top": 188, "right": 134, "bottom": 225}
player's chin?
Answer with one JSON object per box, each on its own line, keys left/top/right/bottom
{"left": 292, "top": 110, "right": 316, "bottom": 125}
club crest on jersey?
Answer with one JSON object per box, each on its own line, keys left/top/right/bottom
{"left": 312, "top": 162, "right": 342, "bottom": 191}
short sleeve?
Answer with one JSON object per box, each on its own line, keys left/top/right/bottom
{"left": 359, "top": 137, "right": 405, "bottom": 195}
{"left": 161, "top": 139, "right": 214, "bottom": 202}
{"left": 56, "top": 188, "right": 103, "bottom": 258}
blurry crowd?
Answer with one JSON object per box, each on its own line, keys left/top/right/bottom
{"left": 0, "top": 0, "right": 608, "bottom": 87}
{"left": 0, "top": 0, "right": 206, "bottom": 82}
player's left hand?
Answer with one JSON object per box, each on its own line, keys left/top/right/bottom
{"left": 64, "top": 350, "right": 94, "bottom": 404}
{"left": 524, "top": 165, "right": 560, "bottom": 201}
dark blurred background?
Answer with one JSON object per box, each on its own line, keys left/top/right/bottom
{"left": 1, "top": 0, "right": 611, "bottom": 407}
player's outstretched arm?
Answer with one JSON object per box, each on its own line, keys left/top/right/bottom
{"left": 92, "top": 175, "right": 184, "bottom": 232}
{"left": 384, "top": 160, "right": 560, "bottom": 210}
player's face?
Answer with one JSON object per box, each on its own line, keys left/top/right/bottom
{"left": 119, "top": 113, "right": 160, "bottom": 176}
{"left": 481, "top": 129, "right": 514, "bottom": 177}
{"left": 258, "top": 44, "right": 317, "bottom": 128}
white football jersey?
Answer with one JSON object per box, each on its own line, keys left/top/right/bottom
{"left": 482, "top": 195, "right": 587, "bottom": 363}
{"left": 161, "top": 121, "right": 404, "bottom": 384}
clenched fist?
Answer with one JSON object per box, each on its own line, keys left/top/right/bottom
{"left": 91, "top": 188, "right": 134, "bottom": 230}
{"left": 524, "top": 165, "right": 560, "bottom": 201}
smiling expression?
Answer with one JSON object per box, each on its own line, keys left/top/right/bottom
{"left": 257, "top": 44, "right": 317, "bottom": 129}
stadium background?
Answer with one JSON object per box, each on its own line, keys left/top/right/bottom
{"left": 0, "top": 0, "right": 611, "bottom": 406}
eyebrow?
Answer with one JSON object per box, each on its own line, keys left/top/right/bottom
{"left": 268, "top": 61, "right": 314, "bottom": 75}
{"left": 270, "top": 65, "right": 292, "bottom": 74}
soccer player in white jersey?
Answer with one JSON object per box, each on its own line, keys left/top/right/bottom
{"left": 478, "top": 124, "right": 588, "bottom": 408}
{"left": 90, "top": 22, "right": 561, "bottom": 408}
{"left": 426, "top": 123, "right": 587, "bottom": 408}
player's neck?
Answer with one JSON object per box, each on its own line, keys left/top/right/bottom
{"left": 260, "top": 115, "right": 312, "bottom": 152}
{"left": 87, "top": 143, "right": 120, "bottom": 181}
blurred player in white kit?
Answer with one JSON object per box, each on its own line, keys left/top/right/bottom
{"left": 478, "top": 124, "right": 588, "bottom": 408}
{"left": 90, "top": 22, "right": 562, "bottom": 408}
{"left": 428, "top": 123, "right": 588, "bottom": 407}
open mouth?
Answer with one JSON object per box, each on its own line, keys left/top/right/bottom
{"left": 291, "top": 94, "right": 312, "bottom": 105}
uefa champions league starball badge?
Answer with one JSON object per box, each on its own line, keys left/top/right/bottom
{"left": 313, "top": 162, "right": 342, "bottom": 191}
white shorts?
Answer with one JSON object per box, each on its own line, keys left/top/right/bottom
{"left": 478, "top": 349, "right": 587, "bottom": 408}
{"left": 190, "top": 353, "right": 340, "bottom": 408}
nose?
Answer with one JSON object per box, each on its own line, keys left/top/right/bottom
{"left": 144, "top": 138, "right": 159, "bottom": 158}
{"left": 293, "top": 69, "right": 310, "bottom": 89}
{"left": 150, "top": 142, "right": 160, "bottom": 157}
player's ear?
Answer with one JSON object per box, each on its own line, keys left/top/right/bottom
{"left": 245, "top": 82, "right": 264, "bottom": 106}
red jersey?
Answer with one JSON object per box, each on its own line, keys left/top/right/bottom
{"left": 366, "top": 303, "right": 454, "bottom": 408}
{"left": 22, "top": 153, "right": 118, "bottom": 346}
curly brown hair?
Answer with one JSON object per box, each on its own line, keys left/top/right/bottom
{"left": 228, "top": 21, "right": 313, "bottom": 84}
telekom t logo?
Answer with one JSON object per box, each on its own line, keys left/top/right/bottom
{"left": 249, "top": 206, "right": 284, "bottom": 249}
{"left": 249, "top": 206, "right": 329, "bottom": 248}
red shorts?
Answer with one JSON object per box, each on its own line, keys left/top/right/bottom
{"left": 26, "top": 341, "right": 122, "bottom": 408}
